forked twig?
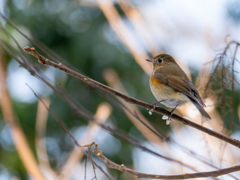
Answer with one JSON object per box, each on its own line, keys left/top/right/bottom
{"left": 27, "top": 85, "right": 113, "bottom": 180}
{"left": 83, "top": 143, "right": 98, "bottom": 180}
{"left": 88, "top": 142, "right": 240, "bottom": 179}
{"left": 84, "top": 153, "right": 88, "bottom": 180}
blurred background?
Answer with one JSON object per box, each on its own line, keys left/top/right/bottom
{"left": 0, "top": 0, "right": 240, "bottom": 179}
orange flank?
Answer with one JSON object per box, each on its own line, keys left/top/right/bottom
{"left": 149, "top": 73, "right": 189, "bottom": 108}
{"left": 150, "top": 74, "right": 162, "bottom": 87}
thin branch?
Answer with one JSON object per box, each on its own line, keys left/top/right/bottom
{"left": 58, "top": 102, "right": 112, "bottom": 180}
{"left": 27, "top": 85, "right": 114, "bottom": 180}
{"left": 91, "top": 143, "right": 240, "bottom": 179}
{"left": 85, "top": 154, "right": 88, "bottom": 180}
{"left": 23, "top": 46, "right": 240, "bottom": 149}
{"left": 88, "top": 146, "right": 97, "bottom": 180}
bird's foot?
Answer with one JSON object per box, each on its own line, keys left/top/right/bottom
{"left": 148, "top": 109, "right": 154, "bottom": 115}
{"left": 166, "top": 119, "right": 171, "bottom": 125}
{"left": 162, "top": 115, "right": 171, "bottom": 125}
{"left": 148, "top": 100, "right": 165, "bottom": 115}
{"left": 166, "top": 104, "right": 179, "bottom": 124}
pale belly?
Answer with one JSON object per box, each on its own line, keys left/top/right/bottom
{"left": 150, "top": 77, "right": 190, "bottom": 108}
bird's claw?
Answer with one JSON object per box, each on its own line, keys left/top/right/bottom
{"left": 148, "top": 100, "right": 165, "bottom": 115}
{"left": 148, "top": 108, "right": 154, "bottom": 115}
{"left": 162, "top": 115, "right": 171, "bottom": 125}
{"left": 166, "top": 120, "right": 171, "bottom": 125}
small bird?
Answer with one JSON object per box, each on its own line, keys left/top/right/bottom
{"left": 146, "top": 54, "right": 211, "bottom": 121}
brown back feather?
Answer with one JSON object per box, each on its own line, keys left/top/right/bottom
{"left": 154, "top": 68, "right": 206, "bottom": 107}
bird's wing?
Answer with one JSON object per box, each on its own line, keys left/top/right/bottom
{"left": 154, "top": 71, "right": 206, "bottom": 107}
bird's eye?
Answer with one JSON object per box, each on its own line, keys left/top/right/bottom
{"left": 158, "top": 58, "right": 163, "bottom": 63}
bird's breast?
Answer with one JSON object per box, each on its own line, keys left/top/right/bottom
{"left": 149, "top": 74, "right": 189, "bottom": 108}
{"left": 150, "top": 74, "right": 175, "bottom": 99}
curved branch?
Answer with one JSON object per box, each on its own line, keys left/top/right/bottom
{"left": 23, "top": 46, "right": 240, "bottom": 149}
{"left": 92, "top": 143, "right": 240, "bottom": 179}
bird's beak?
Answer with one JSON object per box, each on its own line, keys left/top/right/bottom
{"left": 146, "top": 58, "right": 153, "bottom": 63}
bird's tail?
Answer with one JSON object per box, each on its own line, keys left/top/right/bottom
{"left": 189, "top": 98, "right": 211, "bottom": 120}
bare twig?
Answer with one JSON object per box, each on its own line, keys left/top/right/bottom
{"left": 84, "top": 154, "right": 88, "bottom": 180}
{"left": 27, "top": 85, "right": 113, "bottom": 180}
{"left": 90, "top": 143, "right": 240, "bottom": 179}
{"left": 23, "top": 46, "right": 240, "bottom": 149}
{"left": 59, "top": 102, "right": 112, "bottom": 180}
{"left": 89, "top": 146, "right": 97, "bottom": 180}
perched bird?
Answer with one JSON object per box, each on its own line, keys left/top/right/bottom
{"left": 146, "top": 54, "right": 211, "bottom": 121}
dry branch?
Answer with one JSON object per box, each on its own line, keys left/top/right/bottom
{"left": 58, "top": 102, "right": 112, "bottom": 180}
{"left": 28, "top": 86, "right": 114, "bottom": 180}
{"left": 23, "top": 46, "right": 240, "bottom": 149}
{"left": 90, "top": 143, "right": 240, "bottom": 179}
